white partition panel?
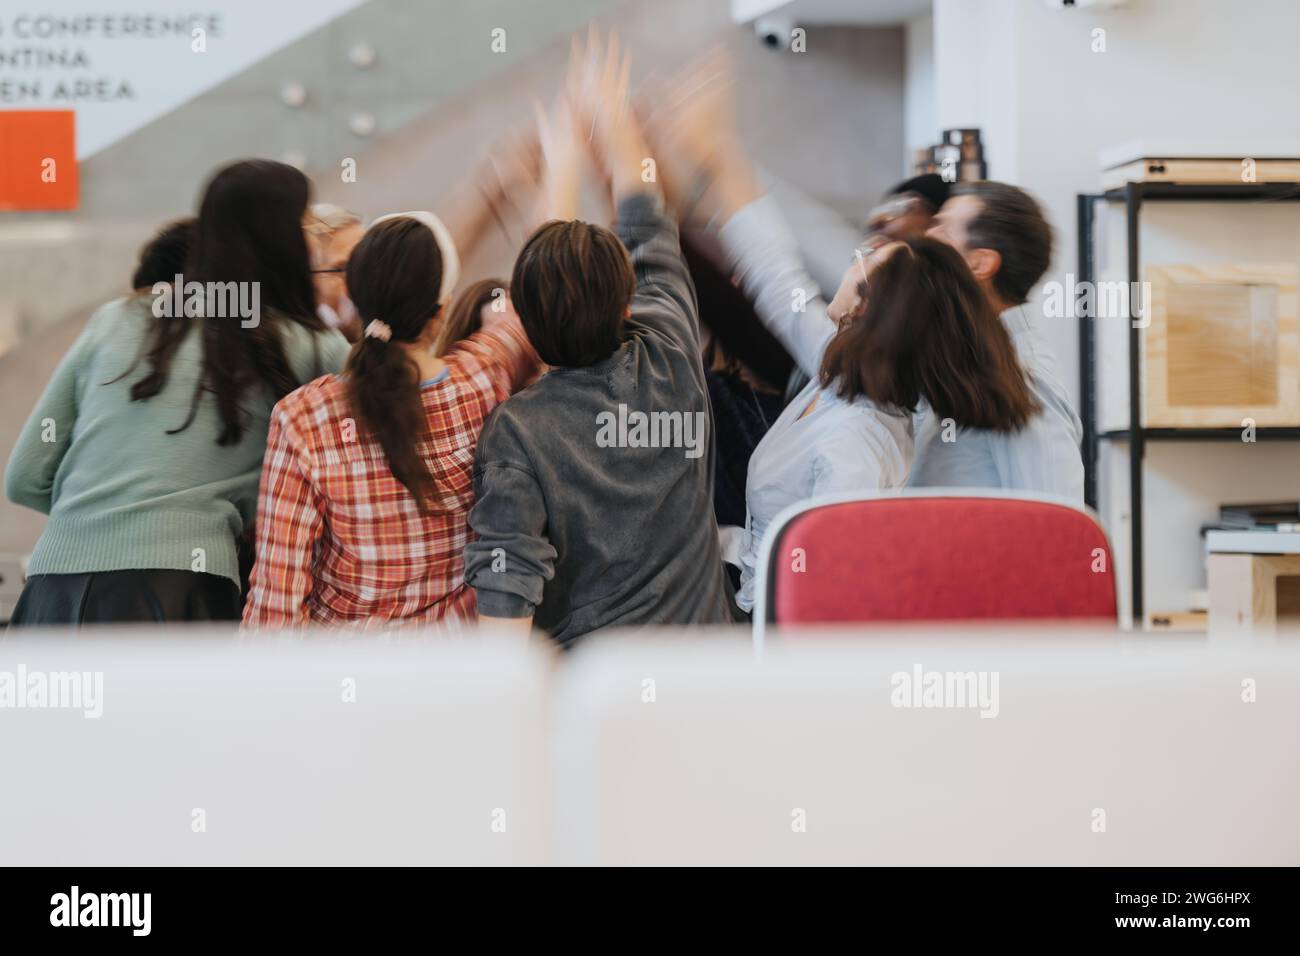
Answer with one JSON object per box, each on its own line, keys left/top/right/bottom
{"left": 0, "top": 629, "right": 553, "bottom": 866}
{"left": 552, "top": 628, "right": 1300, "bottom": 866}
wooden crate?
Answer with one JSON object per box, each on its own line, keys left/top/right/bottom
{"left": 1208, "top": 553, "right": 1300, "bottom": 635}
{"left": 1143, "top": 263, "right": 1300, "bottom": 427}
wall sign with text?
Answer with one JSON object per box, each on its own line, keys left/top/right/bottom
{"left": 0, "top": 1, "right": 361, "bottom": 159}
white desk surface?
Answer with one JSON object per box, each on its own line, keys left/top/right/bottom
{"left": 1206, "top": 529, "right": 1300, "bottom": 555}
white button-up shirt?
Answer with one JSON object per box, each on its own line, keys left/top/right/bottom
{"left": 719, "top": 197, "right": 914, "bottom": 611}
{"left": 908, "top": 303, "right": 1084, "bottom": 501}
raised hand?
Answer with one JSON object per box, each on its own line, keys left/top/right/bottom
{"left": 531, "top": 91, "right": 584, "bottom": 222}
{"left": 475, "top": 127, "right": 543, "bottom": 238}
{"left": 640, "top": 49, "right": 758, "bottom": 229}
{"left": 568, "top": 25, "right": 654, "bottom": 203}
{"left": 479, "top": 128, "right": 542, "bottom": 207}
{"left": 640, "top": 47, "right": 734, "bottom": 177}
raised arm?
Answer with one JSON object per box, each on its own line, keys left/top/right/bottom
{"left": 642, "top": 51, "right": 838, "bottom": 377}
{"left": 532, "top": 66, "right": 584, "bottom": 225}
{"left": 715, "top": 193, "right": 837, "bottom": 378}
{"left": 435, "top": 129, "right": 542, "bottom": 265}
{"left": 572, "top": 28, "right": 700, "bottom": 350}
{"left": 449, "top": 310, "right": 540, "bottom": 406}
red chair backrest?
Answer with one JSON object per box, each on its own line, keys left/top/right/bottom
{"left": 765, "top": 495, "right": 1117, "bottom": 625}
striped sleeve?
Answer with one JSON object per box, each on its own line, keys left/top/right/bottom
{"left": 242, "top": 400, "right": 324, "bottom": 628}
{"left": 446, "top": 319, "right": 538, "bottom": 408}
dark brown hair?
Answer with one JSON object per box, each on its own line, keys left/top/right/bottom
{"left": 435, "top": 277, "right": 508, "bottom": 357}
{"left": 344, "top": 216, "right": 444, "bottom": 514}
{"left": 132, "top": 217, "right": 196, "bottom": 291}
{"left": 510, "top": 219, "right": 634, "bottom": 367}
{"left": 953, "top": 181, "right": 1053, "bottom": 306}
{"left": 125, "top": 160, "right": 324, "bottom": 445}
{"left": 819, "top": 237, "right": 1037, "bottom": 432}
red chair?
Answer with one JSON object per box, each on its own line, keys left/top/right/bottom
{"left": 753, "top": 490, "right": 1117, "bottom": 641}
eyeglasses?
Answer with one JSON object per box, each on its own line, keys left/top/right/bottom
{"left": 853, "top": 240, "right": 883, "bottom": 264}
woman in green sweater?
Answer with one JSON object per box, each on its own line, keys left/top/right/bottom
{"left": 5, "top": 160, "right": 349, "bottom": 625}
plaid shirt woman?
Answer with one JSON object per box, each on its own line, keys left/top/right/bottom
{"left": 243, "top": 319, "right": 536, "bottom": 627}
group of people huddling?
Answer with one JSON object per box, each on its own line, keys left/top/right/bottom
{"left": 4, "top": 33, "right": 1083, "bottom": 643}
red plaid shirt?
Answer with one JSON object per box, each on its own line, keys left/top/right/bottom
{"left": 243, "top": 321, "right": 536, "bottom": 627}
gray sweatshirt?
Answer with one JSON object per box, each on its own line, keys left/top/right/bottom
{"left": 464, "top": 191, "right": 733, "bottom": 644}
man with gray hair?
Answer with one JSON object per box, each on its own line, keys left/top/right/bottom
{"left": 307, "top": 202, "right": 365, "bottom": 341}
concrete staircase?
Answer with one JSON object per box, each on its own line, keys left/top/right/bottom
{"left": 1, "top": 0, "right": 905, "bottom": 568}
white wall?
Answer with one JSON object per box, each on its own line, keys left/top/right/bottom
{"left": 902, "top": 11, "right": 934, "bottom": 175}
{"left": 931, "top": 0, "right": 1300, "bottom": 620}
{"left": 932, "top": 0, "right": 1019, "bottom": 184}
{"left": 935, "top": 0, "right": 1300, "bottom": 404}
{"left": 1016, "top": 0, "right": 1300, "bottom": 404}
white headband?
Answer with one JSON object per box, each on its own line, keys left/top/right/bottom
{"left": 369, "top": 210, "right": 461, "bottom": 304}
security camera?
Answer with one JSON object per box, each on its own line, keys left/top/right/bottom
{"left": 754, "top": 16, "right": 796, "bottom": 50}
{"left": 1041, "top": 0, "right": 1128, "bottom": 8}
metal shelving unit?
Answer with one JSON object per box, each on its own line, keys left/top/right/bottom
{"left": 1077, "top": 181, "right": 1300, "bottom": 626}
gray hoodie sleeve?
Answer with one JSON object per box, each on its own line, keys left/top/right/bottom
{"left": 613, "top": 191, "right": 701, "bottom": 353}
{"left": 464, "top": 416, "right": 557, "bottom": 618}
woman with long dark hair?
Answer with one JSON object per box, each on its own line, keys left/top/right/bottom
{"left": 645, "top": 57, "right": 1037, "bottom": 615}
{"left": 241, "top": 215, "right": 539, "bottom": 626}
{"left": 726, "top": 236, "right": 1034, "bottom": 611}
{"left": 4, "top": 159, "right": 349, "bottom": 625}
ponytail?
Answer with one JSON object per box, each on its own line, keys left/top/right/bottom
{"left": 345, "top": 331, "right": 437, "bottom": 515}
{"left": 342, "top": 215, "right": 448, "bottom": 516}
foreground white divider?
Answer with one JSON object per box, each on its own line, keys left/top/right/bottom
{"left": 4, "top": 625, "right": 1298, "bottom": 865}
{"left": 0, "top": 629, "right": 552, "bottom": 865}
{"left": 551, "top": 628, "right": 1300, "bottom": 865}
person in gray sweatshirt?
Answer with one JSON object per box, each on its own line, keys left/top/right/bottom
{"left": 463, "top": 34, "right": 732, "bottom": 644}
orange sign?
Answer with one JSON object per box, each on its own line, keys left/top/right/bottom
{"left": 0, "top": 111, "right": 78, "bottom": 211}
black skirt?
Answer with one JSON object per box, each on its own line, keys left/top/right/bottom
{"left": 8, "top": 569, "right": 241, "bottom": 628}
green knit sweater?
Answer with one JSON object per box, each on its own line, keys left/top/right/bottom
{"left": 4, "top": 295, "right": 350, "bottom": 587}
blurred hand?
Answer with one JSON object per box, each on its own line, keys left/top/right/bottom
{"left": 640, "top": 47, "right": 735, "bottom": 179}
{"left": 639, "top": 49, "right": 757, "bottom": 227}
{"left": 532, "top": 91, "right": 584, "bottom": 222}
{"left": 569, "top": 25, "right": 652, "bottom": 201}
{"left": 478, "top": 127, "right": 542, "bottom": 208}
{"left": 534, "top": 94, "right": 582, "bottom": 179}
